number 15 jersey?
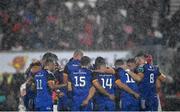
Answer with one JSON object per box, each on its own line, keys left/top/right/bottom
{"left": 68, "top": 67, "right": 92, "bottom": 97}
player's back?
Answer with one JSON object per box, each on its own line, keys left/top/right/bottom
{"left": 34, "top": 69, "right": 53, "bottom": 107}
{"left": 116, "top": 67, "right": 139, "bottom": 98}
{"left": 93, "top": 72, "right": 115, "bottom": 102}
{"left": 116, "top": 67, "right": 140, "bottom": 111}
{"left": 69, "top": 67, "right": 93, "bottom": 111}
{"left": 69, "top": 67, "right": 92, "bottom": 97}
{"left": 92, "top": 72, "right": 116, "bottom": 111}
{"left": 65, "top": 58, "right": 81, "bottom": 75}
{"left": 138, "top": 64, "right": 158, "bottom": 98}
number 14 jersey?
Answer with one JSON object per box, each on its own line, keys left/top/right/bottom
{"left": 92, "top": 72, "right": 116, "bottom": 102}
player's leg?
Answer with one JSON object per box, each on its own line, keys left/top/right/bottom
{"left": 34, "top": 101, "right": 41, "bottom": 111}
{"left": 71, "top": 101, "right": 81, "bottom": 111}
{"left": 121, "top": 99, "right": 131, "bottom": 111}
{"left": 28, "top": 98, "right": 34, "bottom": 111}
{"left": 39, "top": 105, "right": 53, "bottom": 111}
{"left": 67, "top": 91, "right": 73, "bottom": 110}
{"left": 145, "top": 97, "right": 158, "bottom": 111}
{"left": 129, "top": 98, "right": 140, "bottom": 111}
{"left": 57, "top": 97, "right": 63, "bottom": 111}
{"left": 115, "top": 88, "right": 121, "bottom": 110}
{"left": 140, "top": 97, "right": 147, "bottom": 111}
{"left": 35, "top": 107, "right": 40, "bottom": 111}
{"left": 71, "top": 96, "right": 84, "bottom": 111}
{"left": 62, "top": 96, "right": 69, "bottom": 110}
{"left": 151, "top": 96, "right": 158, "bottom": 111}
{"left": 58, "top": 95, "right": 68, "bottom": 111}
{"left": 157, "top": 94, "right": 162, "bottom": 111}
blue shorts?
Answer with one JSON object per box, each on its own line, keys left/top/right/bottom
{"left": 35, "top": 100, "right": 53, "bottom": 111}
{"left": 71, "top": 101, "right": 93, "bottom": 111}
{"left": 35, "top": 105, "right": 53, "bottom": 111}
{"left": 140, "top": 96, "right": 158, "bottom": 111}
{"left": 121, "top": 98, "right": 140, "bottom": 111}
{"left": 71, "top": 96, "right": 93, "bottom": 111}
{"left": 95, "top": 100, "right": 115, "bottom": 111}
{"left": 58, "top": 95, "right": 68, "bottom": 111}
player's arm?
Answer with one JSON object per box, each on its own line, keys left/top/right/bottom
{"left": 63, "top": 65, "right": 72, "bottom": 91}
{"left": 115, "top": 79, "right": 139, "bottom": 99}
{"left": 158, "top": 74, "right": 166, "bottom": 82}
{"left": 67, "top": 81, "right": 72, "bottom": 91}
{"left": 156, "top": 78, "right": 161, "bottom": 93}
{"left": 126, "top": 71, "right": 144, "bottom": 82}
{"left": 92, "top": 79, "right": 110, "bottom": 97}
{"left": 47, "top": 74, "right": 66, "bottom": 90}
{"left": 47, "top": 75, "right": 56, "bottom": 90}
{"left": 81, "top": 86, "right": 96, "bottom": 106}
{"left": 63, "top": 65, "right": 69, "bottom": 84}
{"left": 126, "top": 66, "right": 144, "bottom": 82}
{"left": 93, "top": 67, "right": 115, "bottom": 74}
{"left": 63, "top": 73, "right": 72, "bottom": 91}
{"left": 157, "top": 68, "right": 166, "bottom": 82}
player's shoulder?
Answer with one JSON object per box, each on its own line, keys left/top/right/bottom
{"left": 86, "top": 68, "right": 93, "bottom": 74}
{"left": 54, "top": 69, "right": 63, "bottom": 75}
{"left": 65, "top": 58, "right": 74, "bottom": 66}
{"left": 36, "top": 69, "right": 46, "bottom": 74}
{"left": 153, "top": 64, "right": 159, "bottom": 69}
{"left": 80, "top": 67, "right": 93, "bottom": 74}
{"left": 137, "top": 64, "right": 145, "bottom": 73}
{"left": 92, "top": 71, "right": 99, "bottom": 76}
{"left": 35, "top": 69, "right": 47, "bottom": 78}
{"left": 115, "top": 67, "right": 124, "bottom": 73}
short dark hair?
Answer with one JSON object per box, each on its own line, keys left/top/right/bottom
{"left": 135, "top": 52, "right": 145, "bottom": 58}
{"left": 80, "top": 56, "right": 91, "bottom": 66}
{"left": 115, "top": 59, "right": 124, "bottom": 67}
{"left": 127, "top": 58, "right": 135, "bottom": 63}
{"left": 44, "top": 58, "right": 56, "bottom": 66}
{"left": 30, "top": 61, "right": 41, "bottom": 67}
{"left": 42, "top": 52, "right": 58, "bottom": 62}
{"left": 95, "top": 57, "right": 106, "bottom": 68}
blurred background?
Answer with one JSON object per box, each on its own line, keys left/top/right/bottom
{"left": 0, "top": 0, "right": 180, "bottom": 110}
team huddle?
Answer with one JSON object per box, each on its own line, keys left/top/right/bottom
{"left": 22, "top": 50, "right": 166, "bottom": 111}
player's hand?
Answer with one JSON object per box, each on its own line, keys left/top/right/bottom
{"left": 58, "top": 92, "right": 64, "bottom": 98}
{"left": 133, "top": 93, "right": 140, "bottom": 99}
{"left": 81, "top": 99, "right": 89, "bottom": 106}
{"left": 108, "top": 94, "right": 115, "bottom": 101}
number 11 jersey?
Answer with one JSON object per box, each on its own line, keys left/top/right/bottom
{"left": 34, "top": 69, "right": 55, "bottom": 110}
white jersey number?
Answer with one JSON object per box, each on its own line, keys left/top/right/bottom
{"left": 125, "top": 73, "right": 135, "bottom": 83}
{"left": 101, "top": 78, "right": 112, "bottom": 89}
{"left": 36, "top": 79, "right": 43, "bottom": 90}
{"left": 150, "top": 73, "right": 154, "bottom": 83}
{"left": 74, "top": 76, "right": 86, "bottom": 87}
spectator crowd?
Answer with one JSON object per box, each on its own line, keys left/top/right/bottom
{"left": 0, "top": 0, "right": 173, "bottom": 51}
{"left": 0, "top": 0, "right": 180, "bottom": 111}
